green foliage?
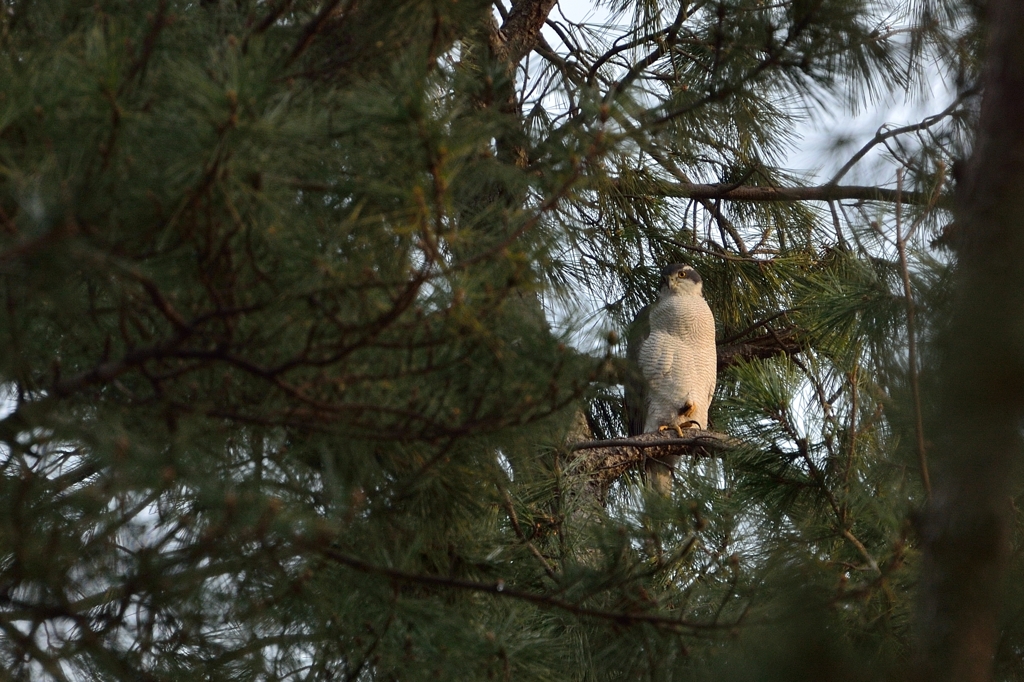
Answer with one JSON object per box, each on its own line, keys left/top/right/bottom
{"left": 0, "top": 0, "right": 1013, "bottom": 681}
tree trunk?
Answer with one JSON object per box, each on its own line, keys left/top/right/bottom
{"left": 915, "top": 2, "right": 1024, "bottom": 680}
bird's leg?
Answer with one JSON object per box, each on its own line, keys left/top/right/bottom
{"left": 657, "top": 401, "right": 701, "bottom": 437}
{"left": 659, "top": 413, "right": 700, "bottom": 436}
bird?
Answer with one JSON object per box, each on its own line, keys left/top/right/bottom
{"left": 625, "top": 264, "right": 717, "bottom": 494}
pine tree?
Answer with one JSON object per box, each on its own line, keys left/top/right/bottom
{"left": 0, "top": 1, "right": 1016, "bottom": 680}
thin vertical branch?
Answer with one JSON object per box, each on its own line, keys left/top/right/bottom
{"left": 828, "top": 200, "right": 848, "bottom": 249}
{"left": 844, "top": 363, "right": 858, "bottom": 489}
{"left": 499, "top": 485, "right": 559, "bottom": 581}
{"left": 895, "top": 170, "right": 931, "bottom": 498}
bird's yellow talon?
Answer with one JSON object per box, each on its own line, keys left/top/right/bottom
{"left": 658, "top": 423, "right": 686, "bottom": 438}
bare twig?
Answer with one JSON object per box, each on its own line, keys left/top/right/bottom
{"left": 601, "top": 1, "right": 690, "bottom": 103}
{"left": 247, "top": 0, "right": 295, "bottom": 39}
{"left": 828, "top": 86, "right": 979, "bottom": 186}
{"left": 828, "top": 200, "right": 848, "bottom": 248}
{"left": 784, "top": 423, "right": 879, "bottom": 575}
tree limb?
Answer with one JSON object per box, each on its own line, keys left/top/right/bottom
{"left": 640, "top": 180, "right": 951, "bottom": 208}
{"left": 570, "top": 429, "right": 737, "bottom": 499}
{"left": 494, "top": 0, "right": 560, "bottom": 68}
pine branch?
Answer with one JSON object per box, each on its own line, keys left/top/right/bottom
{"left": 570, "top": 429, "right": 738, "bottom": 495}
{"left": 120, "top": 0, "right": 168, "bottom": 92}
{"left": 305, "top": 540, "right": 739, "bottom": 633}
{"left": 632, "top": 138, "right": 750, "bottom": 254}
{"left": 498, "top": 485, "right": 559, "bottom": 580}
{"left": 287, "top": 0, "right": 347, "bottom": 65}
{"left": 717, "top": 329, "right": 803, "bottom": 369}
{"left": 640, "top": 180, "right": 951, "bottom": 207}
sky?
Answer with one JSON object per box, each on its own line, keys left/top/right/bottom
{"left": 540, "top": 0, "right": 957, "bottom": 185}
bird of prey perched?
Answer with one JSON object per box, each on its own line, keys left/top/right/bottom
{"left": 625, "top": 264, "right": 717, "bottom": 493}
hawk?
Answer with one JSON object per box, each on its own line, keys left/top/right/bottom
{"left": 626, "top": 264, "right": 717, "bottom": 493}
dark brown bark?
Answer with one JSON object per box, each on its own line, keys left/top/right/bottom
{"left": 492, "top": 0, "right": 560, "bottom": 69}
{"left": 915, "top": 1, "right": 1024, "bottom": 680}
{"left": 480, "top": 0, "right": 559, "bottom": 169}
{"left": 644, "top": 180, "right": 948, "bottom": 208}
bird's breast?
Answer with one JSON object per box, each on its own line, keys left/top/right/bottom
{"left": 648, "top": 295, "right": 715, "bottom": 339}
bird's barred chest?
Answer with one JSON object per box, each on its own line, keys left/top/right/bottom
{"left": 648, "top": 294, "right": 715, "bottom": 338}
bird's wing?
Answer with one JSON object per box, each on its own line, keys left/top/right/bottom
{"left": 624, "top": 303, "right": 651, "bottom": 437}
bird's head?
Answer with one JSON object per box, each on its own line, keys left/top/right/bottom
{"left": 660, "top": 263, "right": 703, "bottom": 296}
